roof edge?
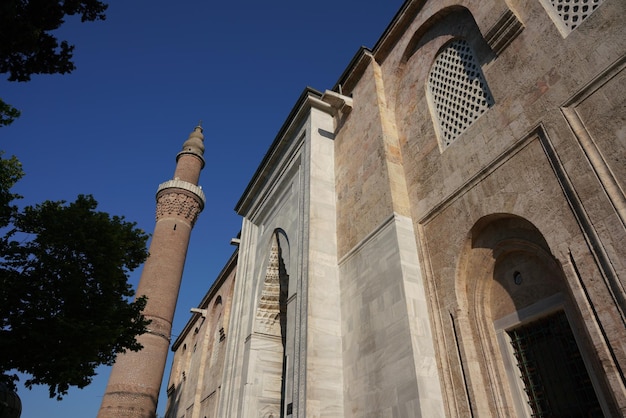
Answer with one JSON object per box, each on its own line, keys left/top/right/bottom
{"left": 333, "top": 0, "right": 426, "bottom": 94}
{"left": 234, "top": 87, "right": 327, "bottom": 216}
{"left": 171, "top": 248, "right": 239, "bottom": 351}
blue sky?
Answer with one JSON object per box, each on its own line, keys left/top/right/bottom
{"left": 1, "top": 1, "right": 404, "bottom": 416}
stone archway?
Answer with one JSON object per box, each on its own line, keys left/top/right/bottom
{"left": 454, "top": 214, "right": 607, "bottom": 417}
{"left": 251, "top": 231, "right": 290, "bottom": 417}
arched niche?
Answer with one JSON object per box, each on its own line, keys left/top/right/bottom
{"left": 401, "top": 6, "right": 494, "bottom": 66}
{"left": 250, "top": 229, "right": 292, "bottom": 417}
{"left": 254, "top": 231, "right": 290, "bottom": 338}
{"left": 393, "top": 5, "right": 496, "bottom": 161}
{"left": 454, "top": 214, "right": 608, "bottom": 417}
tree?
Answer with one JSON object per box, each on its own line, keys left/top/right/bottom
{"left": 0, "top": 0, "right": 108, "bottom": 125}
{"left": 0, "top": 153, "right": 150, "bottom": 399}
{"left": 0, "top": 100, "right": 21, "bottom": 127}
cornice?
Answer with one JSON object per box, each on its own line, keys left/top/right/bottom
{"left": 157, "top": 179, "right": 206, "bottom": 208}
{"left": 234, "top": 88, "right": 332, "bottom": 216}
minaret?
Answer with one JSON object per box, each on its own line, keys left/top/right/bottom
{"left": 98, "top": 125, "right": 206, "bottom": 418}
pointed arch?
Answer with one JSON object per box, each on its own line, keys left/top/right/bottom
{"left": 402, "top": 6, "right": 493, "bottom": 65}
{"left": 251, "top": 229, "right": 292, "bottom": 417}
{"left": 427, "top": 38, "right": 495, "bottom": 149}
{"left": 453, "top": 214, "right": 610, "bottom": 416}
{"left": 394, "top": 5, "right": 496, "bottom": 152}
{"left": 255, "top": 231, "right": 289, "bottom": 338}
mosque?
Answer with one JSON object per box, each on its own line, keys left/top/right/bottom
{"left": 101, "top": 0, "right": 626, "bottom": 417}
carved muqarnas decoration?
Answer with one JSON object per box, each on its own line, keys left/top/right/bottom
{"left": 156, "top": 192, "right": 203, "bottom": 225}
{"left": 256, "top": 235, "right": 289, "bottom": 337}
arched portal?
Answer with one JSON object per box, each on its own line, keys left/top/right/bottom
{"left": 252, "top": 230, "right": 291, "bottom": 417}
{"left": 455, "top": 214, "right": 610, "bottom": 417}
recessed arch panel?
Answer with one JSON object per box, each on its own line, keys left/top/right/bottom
{"left": 453, "top": 214, "right": 609, "bottom": 416}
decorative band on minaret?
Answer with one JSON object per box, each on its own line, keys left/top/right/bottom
{"left": 98, "top": 125, "right": 205, "bottom": 418}
{"left": 156, "top": 180, "right": 205, "bottom": 226}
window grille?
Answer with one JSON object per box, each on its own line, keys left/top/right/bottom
{"left": 427, "top": 39, "right": 494, "bottom": 149}
{"left": 507, "top": 311, "right": 603, "bottom": 417}
{"left": 542, "top": 0, "right": 604, "bottom": 33}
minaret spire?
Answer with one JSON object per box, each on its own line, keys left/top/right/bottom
{"left": 98, "top": 126, "right": 206, "bottom": 418}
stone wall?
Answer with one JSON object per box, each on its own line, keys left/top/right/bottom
{"left": 165, "top": 254, "right": 236, "bottom": 418}
{"left": 334, "top": 0, "right": 625, "bottom": 416}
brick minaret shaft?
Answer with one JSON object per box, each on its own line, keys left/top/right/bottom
{"left": 98, "top": 126, "right": 206, "bottom": 418}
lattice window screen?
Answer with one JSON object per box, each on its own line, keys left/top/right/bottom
{"left": 428, "top": 39, "right": 494, "bottom": 149}
{"left": 543, "top": 0, "right": 604, "bottom": 33}
{"left": 507, "top": 311, "right": 603, "bottom": 417}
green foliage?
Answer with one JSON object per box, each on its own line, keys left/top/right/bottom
{"left": 0, "top": 0, "right": 108, "bottom": 125}
{"left": 0, "top": 153, "right": 23, "bottom": 226}
{"left": 0, "top": 0, "right": 107, "bottom": 82}
{"left": 0, "top": 154, "right": 150, "bottom": 399}
{"left": 0, "top": 100, "right": 21, "bottom": 127}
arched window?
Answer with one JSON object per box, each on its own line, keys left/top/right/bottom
{"left": 427, "top": 39, "right": 494, "bottom": 149}
{"left": 539, "top": 0, "right": 605, "bottom": 35}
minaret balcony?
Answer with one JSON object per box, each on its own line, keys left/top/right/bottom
{"left": 157, "top": 179, "right": 206, "bottom": 207}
